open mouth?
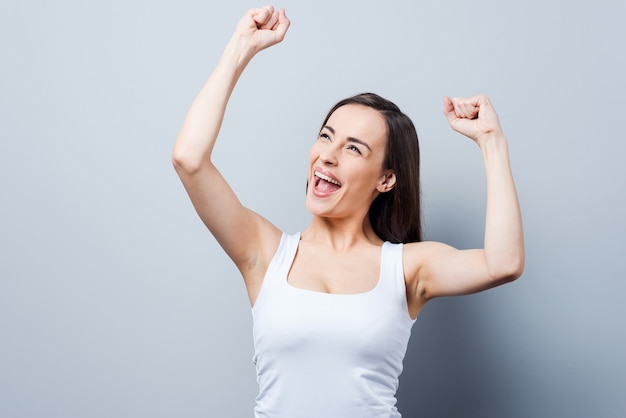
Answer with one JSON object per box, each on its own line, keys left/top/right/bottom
{"left": 314, "top": 171, "right": 342, "bottom": 194}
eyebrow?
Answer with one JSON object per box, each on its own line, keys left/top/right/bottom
{"left": 323, "top": 125, "right": 372, "bottom": 152}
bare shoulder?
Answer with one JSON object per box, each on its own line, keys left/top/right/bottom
{"left": 401, "top": 241, "right": 449, "bottom": 317}
{"left": 402, "top": 240, "right": 459, "bottom": 303}
{"left": 402, "top": 241, "right": 453, "bottom": 278}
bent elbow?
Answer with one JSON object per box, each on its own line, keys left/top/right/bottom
{"left": 504, "top": 263, "right": 524, "bottom": 283}
{"left": 172, "top": 147, "right": 204, "bottom": 175}
{"left": 490, "top": 256, "right": 525, "bottom": 285}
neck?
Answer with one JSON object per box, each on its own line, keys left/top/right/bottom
{"left": 302, "top": 214, "right": 382, "bottom": 251}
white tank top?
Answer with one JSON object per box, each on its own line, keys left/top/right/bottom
{"left": 252, "top": 232, "right": 416, "bottom": 418}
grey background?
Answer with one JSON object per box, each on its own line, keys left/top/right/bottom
{"left": 1, "top": 0, "right": 624, "bottom": 417}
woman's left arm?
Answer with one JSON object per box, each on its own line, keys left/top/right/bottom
{"left": 411, "top": 95, "right": 524, "bottom": 300}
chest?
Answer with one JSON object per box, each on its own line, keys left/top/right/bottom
{"left": 286, "top": 243, "right": 382, "bottom": 294}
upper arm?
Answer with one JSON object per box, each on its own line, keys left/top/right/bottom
{"left": 173, "top": 159, "right": 281, "bottom": 274}
{"left": 406, "top": 241, "right": 519, "bottom": 302}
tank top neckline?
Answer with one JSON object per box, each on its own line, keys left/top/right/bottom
{"left": 282, "top": 233, "right": 391, "bottom": 297}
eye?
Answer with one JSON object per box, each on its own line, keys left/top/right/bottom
{"left": 347, "top": 144, "right": 362, "bottom": 155}
{"left": 319, "top": 132, "right": 331, "bottom": 141}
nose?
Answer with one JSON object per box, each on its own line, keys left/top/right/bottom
{"left": 319, "top": 144, "right": 338, "bottom": 166}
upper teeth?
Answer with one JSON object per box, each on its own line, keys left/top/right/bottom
{"left": 315, "top": 172, "right": 341, "bottom": 186}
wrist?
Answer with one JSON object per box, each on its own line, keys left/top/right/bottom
{"left": 223, "top": 35, "right": 257, "bottom": 70}
{"left": 477, "top": 130, "right": 506, "bottom": 149}
{"left": 477, "top": 133, "right": 510, "bottom": 164}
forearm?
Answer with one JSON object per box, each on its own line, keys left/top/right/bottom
{"left": 172, "top": 37, "right": 254, "bottom": 172}
{"left": 480, "top": 134, "right": 525, "bottom": 280}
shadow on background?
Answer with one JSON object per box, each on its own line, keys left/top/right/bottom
{"left": 397, "top": 296, "right": 518, "bottom": 418}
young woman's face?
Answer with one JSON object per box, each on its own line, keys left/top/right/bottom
{"left": 306, "top": 104, "right": 395, "bottom": 219}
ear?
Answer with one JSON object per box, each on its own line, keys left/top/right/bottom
{"left": 376, "top": 170, "right": 396, "bottom": 193}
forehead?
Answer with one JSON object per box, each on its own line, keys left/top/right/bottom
{"left": 326, "top": 104, "right": 388, "bottom": 147}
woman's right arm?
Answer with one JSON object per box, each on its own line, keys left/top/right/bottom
{"left": 172, "top": 7, "right": 290, "bottom": 283}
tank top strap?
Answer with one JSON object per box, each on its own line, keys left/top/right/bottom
{"left": 377, "top": 241, "right": 409, "bottom": 309}
{"left": 253, "top": 232, "right": 299, "bottom": 312}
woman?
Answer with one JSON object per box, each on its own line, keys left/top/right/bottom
{"left": 172, "top": 6, "right": 524, "bottom": 418}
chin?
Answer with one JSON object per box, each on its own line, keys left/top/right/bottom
{"left": 305, "top": 195, "right": 334, "bottom": 217}
{"left": 305, "top": 199, "right": 324, "bottom": 216}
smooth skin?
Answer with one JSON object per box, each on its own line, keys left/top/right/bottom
{"left": 172, "top": 6, "right": 524, "bottom": 319}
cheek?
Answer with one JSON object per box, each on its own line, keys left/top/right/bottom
{"left": 346, "top": 163, "right": 382, "bottom": 186}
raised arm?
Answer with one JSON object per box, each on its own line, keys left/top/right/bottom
{"left": 172, "top": 7, "right": 289, "bottom": 291}
{"left": 407, "top": 95, "right": 524, "bottom": 303}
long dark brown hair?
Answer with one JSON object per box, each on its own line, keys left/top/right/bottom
{"left": 320, "top": 93, "right": 422, "bottom": 243}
